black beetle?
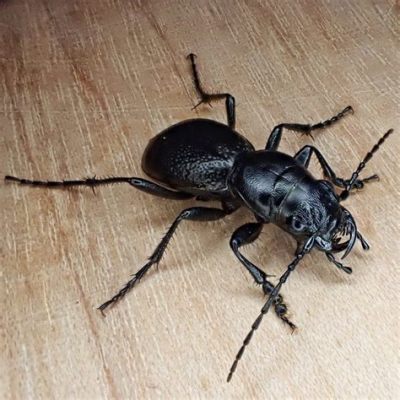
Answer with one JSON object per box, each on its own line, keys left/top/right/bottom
{"left": 5, "top": 53, "right": 394, "bottom": 382}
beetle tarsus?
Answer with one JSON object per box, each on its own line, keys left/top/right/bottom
{"left": 280, "top": 315, "right": 297, "bottom": 333}
{"left": 263, "top": 283, "right": 296, "bottom": 331}
{"left": 266, "top": 105, "right": 353, "bottom": 151}
{"left": 187, "top": 52, "right": 236, "bottom": 128}
{"left": 294, "top": 145, "right": 381, "bottom": 193}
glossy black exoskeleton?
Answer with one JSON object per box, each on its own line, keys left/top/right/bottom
{"left": 5, "top": 54, "right": 394, "bottom": 382}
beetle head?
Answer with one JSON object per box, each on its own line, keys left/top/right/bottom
{"left": 279, "top": 179, "right": 361, "bottom": 258}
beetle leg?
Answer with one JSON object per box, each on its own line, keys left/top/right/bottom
{"left": 187, "top": 53, "right": 236, "bottom": 129}
{"left": 230, "top": 222, "right": 296, "bottom": 331}
{"left": 4, "top": 175, "right": 194, "bottom": 200}
{"left": 293, "top": 146, "right": 379, "bottom": 191}
{"left": 265, "top": 106, "right": 353, "bottom": 150}
{"left": 227, "top": 241, "right": 312, "bottom": 382}
{"left": 98, "top": 206, "right": 234, "bottom": 314}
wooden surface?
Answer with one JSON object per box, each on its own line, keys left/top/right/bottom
{"left": 1, "top": 0, "right": 399, "bottom": 398}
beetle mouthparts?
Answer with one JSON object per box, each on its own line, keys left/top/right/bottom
{"left": 341, "top": 210, "right": 357, "bottom": 259}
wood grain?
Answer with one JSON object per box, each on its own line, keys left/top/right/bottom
{"left": 1, "top": 0, "right": 399, "bottom": 398}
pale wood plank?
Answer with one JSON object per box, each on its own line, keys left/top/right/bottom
{"left": 1, "top": 0, "right": 399, "bottom": 398}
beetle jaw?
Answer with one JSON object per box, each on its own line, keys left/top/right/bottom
{"left": 314, "top": 236, "right": 333, "bottom": 251}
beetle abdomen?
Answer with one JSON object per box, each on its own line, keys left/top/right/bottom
{"left": 142, "top": 119, "right": 254, "bottom": 196}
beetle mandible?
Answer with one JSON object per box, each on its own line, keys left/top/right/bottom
{"left": 5, "top": 53, "right": 394, "bottom": 382}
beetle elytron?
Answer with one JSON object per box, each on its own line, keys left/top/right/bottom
{"left": 5, "top": 53, "right": 393, "bottom": 381}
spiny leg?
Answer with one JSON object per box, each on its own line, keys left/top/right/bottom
{"left": 98, "top": 206, "right": 235, "bottom": 314}
{"left": 227, "top": 238, "right": 313, "bottom": 382}
{"left": 230, "top": 222, "right": 296, "bottom": 331}
{"left": 294, "top": 145, "right": 378, "bottom": 191}
{"left": 187, "top": 53, "right": 236, "bottom": 129}
{"left": 4, "top": 175, "right": 194, "bottom": 200}
{"left": 265, "top": 106, "right": 353, "bottom": 151}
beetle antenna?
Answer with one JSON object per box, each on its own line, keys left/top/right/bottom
{"left": 227, "top": 237, "right": 315, "bottom": 382}
{"left": 340, "top": 129, "right": 393, "bottom": 201}
{"left": 356, "top": 231, "right": 370, "bottom": 250}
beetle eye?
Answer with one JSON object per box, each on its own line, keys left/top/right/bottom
{"left": 292, "top": 218, "right": 305, "bottom": 231}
